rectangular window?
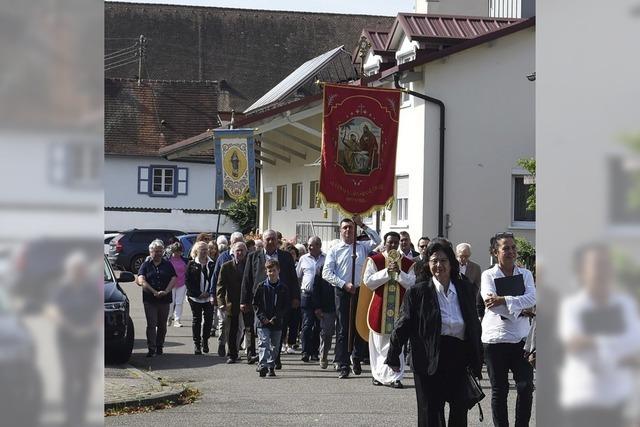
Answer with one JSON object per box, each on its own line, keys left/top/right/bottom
{"left": 513, "top": 175, "right": 536, "bottom": 223}
{"left": 49, "top": 142, "right": 102, "bottom": 189}
{"left": 139, "top": 165, "right": 187, "bottom": 197}
{"left": 152, "top": 167, "right": 174, "bottom": 195}
{"left": 276, "top": 185, "right": 287, "bottom": 211}
{"left": 395, "top": 175, "right": 409, "bottom": 224}
{"left": 400, "top": 56, "right": 414, "bottom": 105}
{"left": 292, "top": 182, "right": 303, "bottom": 209}
{"left": 309, "top": 180, "right": 320, "bottom": 208}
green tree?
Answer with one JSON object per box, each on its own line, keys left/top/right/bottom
{"left": 515, "top": 236, "right": 536, "bottom": 271}
{"left": 226, "top": 194, "right": 257, "bottom": 234}
{"left": 517, "top": 157, "right": 536, "bottom": 211}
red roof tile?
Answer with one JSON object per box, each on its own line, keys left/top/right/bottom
{"left": 105, "top": 78, "right": 220, "bottom": 156}
{"left": 386, "top": 13, "right": 521, "bottom": 49}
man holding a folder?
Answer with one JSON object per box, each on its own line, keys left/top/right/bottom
{"left": 480, "top": 232, "right": 536, "bottom": 427}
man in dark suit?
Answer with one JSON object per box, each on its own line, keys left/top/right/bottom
{"left": 240, "top": 229, "right": 300, "bottom": 369}
{"left": 399, "top": 231, "right": 420, "bottom": 260}
{"left": 413, "top": 236, "right": 430, "bottom": 281}
{"left": 456, "top": 242, "right": 484, "bottom": 319}
{"left": 217, "top": 242, "right": 247, "bottom": 363}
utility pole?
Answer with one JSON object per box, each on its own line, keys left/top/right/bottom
{"left": 137, "top": 35, "right": 146, "bottom": 86}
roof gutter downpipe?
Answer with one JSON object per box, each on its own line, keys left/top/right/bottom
{"left": 393, "top": 72, "right": 446, "bottom": 237}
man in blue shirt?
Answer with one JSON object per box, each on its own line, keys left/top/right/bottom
{"left": 322, "top": 216, "right": 381, "bottom": 379}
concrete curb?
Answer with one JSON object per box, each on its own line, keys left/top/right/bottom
{"left": 104, "top": 365, "right": 189, "bottom": 411}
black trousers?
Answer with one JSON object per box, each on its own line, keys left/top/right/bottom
{"left": 484, "top": 341, "right": 534, "bottom": 427}
{"left": 414, "top": 336, "right": 470, "bottom": 427}
{"left": 334, "top": 287, "right": 366, "bottom": 368}
{"left": 226, "top": 312, "right": 241, "bottom": 359}
{"left": 274, "top": 309, "right": 289, "bottom": 365}
{"left": 242, "top": 310, "right": 257, "bottom": 356}
{"left": 286, "top": 306, "right": 302, "bottom": 346}
{"left": 188, "top": 299, "right": 213, "bottom": 345}
{"left": 301, "top": 292, "right": 320, "bottom": 357}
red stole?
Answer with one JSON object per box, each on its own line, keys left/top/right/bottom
{"left": 367, "top": 252, "right": 414, "bottom": 334}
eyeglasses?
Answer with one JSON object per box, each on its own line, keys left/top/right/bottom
{"left": 419, "top": 245, "right": 429, "bottom": 248}
{"left": 428, "top": 257, "right": 449, "bottom": 265}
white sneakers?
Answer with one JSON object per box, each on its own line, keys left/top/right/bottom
{"left": 174, "top": 321, "right": 182, "bottom": 328}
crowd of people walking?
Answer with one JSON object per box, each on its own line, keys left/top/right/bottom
{"left": 135, "top": 220, "right": 536, "bottom": 426}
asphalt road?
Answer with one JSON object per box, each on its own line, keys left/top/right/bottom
{"left": 106, "top": 279, "right": 535, "bottom": 426}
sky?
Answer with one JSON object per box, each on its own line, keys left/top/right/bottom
{"left": 113, "top": 0, "right": 415, "bottom": 16}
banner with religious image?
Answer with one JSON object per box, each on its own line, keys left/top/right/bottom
{"left": 213, "top": 129, "right": 256, "bottom": 201}
{"left": 318, "top": 84, "right": 401, "bottom": 216}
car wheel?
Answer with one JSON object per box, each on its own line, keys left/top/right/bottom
{"left": 107, "top": 316, "right": 134, "bottom": 365}
{"left": 130, "top": 255, "right": 146, "bottom": 273}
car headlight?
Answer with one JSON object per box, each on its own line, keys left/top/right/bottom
{"left": 104, "top": 301, "right": 126, "bottom": 312}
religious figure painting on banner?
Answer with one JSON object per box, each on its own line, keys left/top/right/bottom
{"left": 337, "top": 118, "right": 381, "bottom": 175}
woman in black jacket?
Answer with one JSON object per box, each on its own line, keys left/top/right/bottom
{"left": 185, "top": 241, "right": 217, "bottom": 354}
{"left": 386, "top": 240, "right": 482, "bottom": 427}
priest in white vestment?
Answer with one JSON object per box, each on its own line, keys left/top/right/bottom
{"left": 362, "top": 231, "right": 415, "bottom": 388}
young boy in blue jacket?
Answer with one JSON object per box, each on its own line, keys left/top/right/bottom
{"left": 252, "top": 259, "right": 290, "bottom": 377}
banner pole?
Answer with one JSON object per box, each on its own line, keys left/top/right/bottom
{"left": 215, "top": 199, "right": 223, "bottom": 237}
{"left": 347, "top": 219, "right": 358, "bottom": 354}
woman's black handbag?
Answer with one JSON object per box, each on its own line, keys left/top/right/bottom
{"left": 464, "top": 368, "right": 485, "bottom": 421}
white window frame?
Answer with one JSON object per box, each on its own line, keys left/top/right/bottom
{"left": 292, "top": 182, "right": 303, "bottom": 210}
{"left": 511, "top": 169, "right": 536, "bottom": 229}
{"left": 152, "top": 167, "right": 175, "bottom": 196}
{"left": 309, "top": 180, "right": 320, "bottom": 209}
{"left": 49, "top": 142, "right": 102, "bottom": 189}
{"left": 276, "top": 184, "right": 287, "bottom": 211}
{"left": 398, "top": 55, "right": 415, "bottom": 107}
{"left": 395, "top": 175, "right": 409, "bottom": 225}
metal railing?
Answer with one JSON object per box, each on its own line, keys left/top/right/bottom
{"left": 295, "top": 221, "right": 340, "bottom": 244}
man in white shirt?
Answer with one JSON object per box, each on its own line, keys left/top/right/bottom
{"left": 297, "top": 236, "right": 325, "bottom": 362}
{"left": 322, "top": 216, "right": 381, "bottom": 379}
{"left": 481, "top": 233, "right": 536, "bottom": 427}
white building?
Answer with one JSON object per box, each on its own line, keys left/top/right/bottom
{"left": 104, "top": 78, "right": 235, "bottom": 234}
{"left": 231, "top": 12, "right": 535, "bottom": 269}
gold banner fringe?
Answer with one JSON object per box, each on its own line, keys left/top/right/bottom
{"left": 317, "top": 191, "right": 395, "bottom": 220}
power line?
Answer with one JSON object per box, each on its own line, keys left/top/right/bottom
{"left": 105, "top": 48, "right": 138, "bottom": 61}
{"left": 105, "top": 44, "right": 138, "bottom": 59}
{"left": 104, "top": 58, "right": 139, "bottom": 72}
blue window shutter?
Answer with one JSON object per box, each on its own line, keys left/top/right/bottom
{"left": 177, "top": 167, "right": 188, "bottom": 195}
{"left": 138, "top": 166, "right": 150, "bottom": 194}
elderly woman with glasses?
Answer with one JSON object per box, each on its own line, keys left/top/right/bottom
{"left": 137, "top": 239, "right": 177, "bottom": 357}
{"left": 480, "top": 232, "right": 536, "bottom": 427}
{"left": 386, "top": 240, "right": 482, "bottom": 426}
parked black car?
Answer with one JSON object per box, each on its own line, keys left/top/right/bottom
{"left": 104, "top": 256, "right": 135, "bottom": 364}
{"left": 108, "top": 229, "right": 184, "bottom": 273}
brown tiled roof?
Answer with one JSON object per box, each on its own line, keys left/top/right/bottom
{"left": 386, "top": 14, "right": 521, "bottom": 49}
{"left": 105, "top": 2, "right": 395, "bottom": 112}
{"left": 362, "top": 29, "right": 391, "bottom": 53}
{"left": 105, "top": 78, "right": 219, "bottom": 156}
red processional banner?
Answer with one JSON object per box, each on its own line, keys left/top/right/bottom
{"left": 318, "top": 84, "right": 402, "bottom": 216}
